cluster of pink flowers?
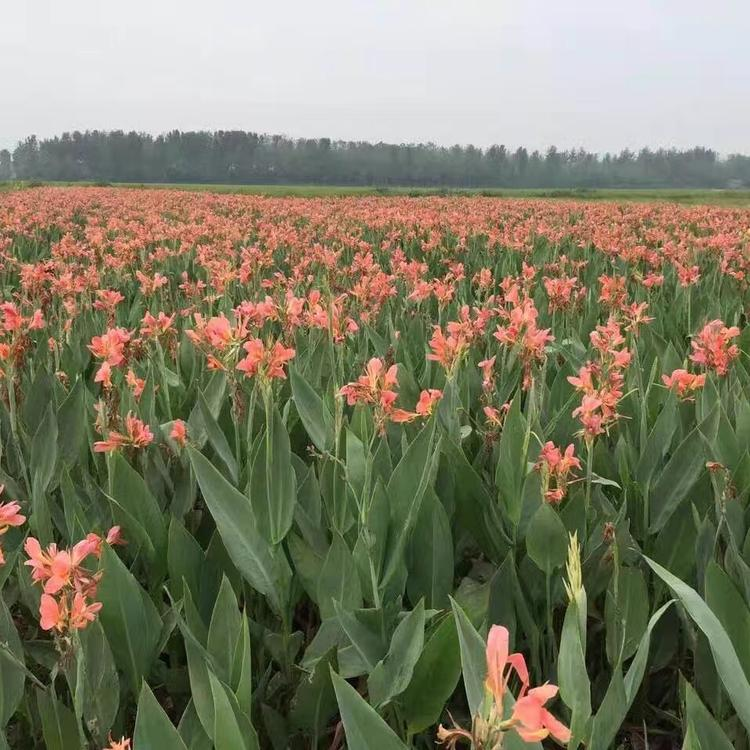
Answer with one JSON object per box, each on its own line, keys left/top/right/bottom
{"left": 0, "top": 487, "right": 25, "bottom": 565}
{"left": 340, "top": 358, "right": 442, "bottom": 434}
{"left": 438, "top": 625, "right": 570, "bottom": 747}
{"left": 568, "top": 319, "right": 630, "bottom": 441}
{"left": 236, "top": 337, "right": 296, "bottom": 381}
{"left": 535, "top": 442, "right": 581, "bottom": 503}
{"left": 494, "top": 298, "right": 553, "bottom": 389}
{"left": 94, "top": 412, "right": 154, "bottom": 453}
{"left": 89, "top": 327, "right": 132, "bottom": 389}
{"left": 662, "top": 369, "right": 706, "bottom": 400}
{"left": 689, "top": 319, "right": 740, "bottom": 376}
{"left": 24, "top": 527, "right": 123, "bottom": 634}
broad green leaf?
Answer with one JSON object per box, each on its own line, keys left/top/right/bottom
{"left": 605, "top": 567, "right": 649, "bottom": 663}
{"left": 636, "top": 393, "right": 678, "bottom": 486}
{"left": 645, "top": 556, "right": 750, "bottom": 734}
{"left": 368, "top": 600, "right": 425, "bottom": 708}
{"left": 31, "top": 403, "right": 57, "bottom": 493}
{"left": 37, "top": 689, "right": 81, "bottom": 750}
{"left": 289, "top": 648, "right": 338, "bottom": 739}
{"left": 495, "top": 392, "right": 526, "bottom": 527}
{"left": 705, "top": 560, "right": 750, "bottom": 681}
{"left": 68, "top": 622, "right": 120, "bottom": 742}
{"left": 207, "top": 576, "right": 242, "bottom": 683}
{"left": 525, "top": 502, "right": 568, "bottom": 574}
{"left": 407, "top": 491, "right": 453, "bottom": 609}
{"left": 197, "top": 389, "right": 237, "bottom": 483}
{"left": 401, "top": 614, "right": 462, "bottom": 734}
{"left": 331, "top": 669, "right": 408, "bottom": 750}
{"left": 96, "top": 545, "right": 162, "bottom": 695}
{"left": 249, "top": 404, "right": 297, "bottom": 545}
{"left": 558, "top": 599, "right": 591, "bottom": 745}
{"left": 650, "top": 420, "right": 707, "bottom": 533}
{"left": 318, "top": 533, "right": 362, "bottom": 620}
{"left": 188, "top": 372, "right": 226, "bottom": 449}
{"left": 134, "top": 682, "right": 189, "bottom": 750}
{"left": 684, "top": 680, "right": 734, "bottom": 750}
{"left": 382, "top": 423, "right": 439, "bottom": 590}
{"left": 590, "top": 600, "right": 672, "bottom": 750}
{"left": 106, "top": 451, "right": 166, "bottom": 570}
{"left": 0, "top": 598, "right": 25, "bottom": 727}
{"left": 450, "top": 597, "right": 486, "bottom": 717}
{"left": 209, "top": 671, "right": 260, "bottom": 750}
{"left": 290, "top": 366, "right": 334, "bottom": 452}
{"left": 57, "top": 378, "right": 86, "bottom": 466}
{"left": 188, "top": 446, "right": 291, "bottom": 616}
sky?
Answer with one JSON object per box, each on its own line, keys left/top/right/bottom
{"left": 2, "top": 0, "right": 749, "bottom": 154}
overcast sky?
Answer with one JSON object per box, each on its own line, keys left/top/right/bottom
{"left": 3, "top": 1, "right": 749, "bottom": 154}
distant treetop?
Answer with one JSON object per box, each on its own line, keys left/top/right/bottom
{"left": 6, "top": 130, "right": 750, "bottom": 189}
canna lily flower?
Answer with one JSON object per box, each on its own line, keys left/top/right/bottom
{"left": 0, "top": 495, "right": 25, "bottom": 566}
{"left": 689, "top": 319, "right": 740, "bottom": 376}
{"left": 170, "top": 419, "right": 188, "bottom": 447}
{"left": 662, "top": 368, "right": 706, "bottom": 400}
{"left": 512, "top": 684, "right": 572, "bottom": 743}
{"left": 236, "top": 338, "right": 295, "bottom": 380}
{"left": 104, "top": 737, "right": 131, "bottom": 750}
{"left": 94, "top": 412, "right": 154, "bottom": 453}
{"left": 39, "top": 594, "right": 63, "bottom": 631}
{"left": 68, "top": 592, "right": 103, "bottom": 630}
{"left": 438, "top": 624, "right": 570, "bottom": 748}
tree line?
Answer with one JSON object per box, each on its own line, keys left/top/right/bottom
{"left": 2, "top": 130, "right": 750, "bottom": 188}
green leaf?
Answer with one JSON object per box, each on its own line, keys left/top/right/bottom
{"left": 605, "top": 567, "right": 649, "bottom": 663}
{"left": 645, "top": 556, "right": 750, "bottom": 734}
{"left": 96, "top": 545, "right": 162, "bottom": 695}
{"left": 249, "top": 404, "right": 297, "bottom": 545}
{"left": 649, "top": 420, "right": 707, "bottom": 533}
{"left": 106, "top": 452, "right": 166, "bottom": 571}
{"left": 0, "top": 599, "right": 25, "bottom": 727}
{"left": 636, "top": 393, "right": 678, "bottom": 486}
{"left": 289, "top": 648, "right": 338, "bottom": 740}
{"left": 368, "top": 600, "right": 425, "bottom": 708}
{"left": 401, "top": 614, "right": 462, "bottom": 734}
{"left": 318, "top": 533, "right": 362, "bottom": 620}
{"left": 197, "top": 389, "right": 237, "bottom": 483}
{"left": 134, "top": 682, "right": 189, "bottom": 750}
{"left": 705, "top": 560, "right": 750, "bottom": 681}
{"left": 331, "top": 669, "right": 408, "bottom": 750}
{"left": 685, "top": 680, "right": 734, "bottom": 750}
{"left": 525, "top": 503, "right": 568, "bottom": 574}
{"left": 495, "top": 392, "right": 526, "bottom": 527}
{"left": 407, "top": 491, "right": 453, "bottom": 609}
{"left": 207, "top": 576, "right": 242, "bottom": 683}
{"left": 31, "top": 404, "right": 58, "bottom": 492}
{"left": 57, "top": 378, "right": 86, "bottom": 466}
{"left": 70, "top": 622, "right": 120, "bottom": 742}
{"left": 188, "top": 446, "right": 291, "bottom": 616}
{"left": 450, "top": 597, "right": 486, "bottom": 717}
{"left": 335, "top": 602, "right": 387, "bottom": 673}
{"left": 30, "top": 403, "right": 57, "bottom": 542}
{"left": 382, "top": 423, "right": 439, "bottom": 590}
{"left": 290, "top": 366, "right": 333, "bottom": 452}
{"left": 37, "top": 689, "right": 81, "bottom": 750}
{"left": 187, "top": 371, "right": 226, "bottom": 449}
{"left": 167, "top": 517, "right": 204, "bottom": 602}
{"left": 590, "top": 599, "right": 672, "bottom": 750}
{"left": 209, "top": 670, "right": 260, "bottom": 750}
{"left": 558, "top": 599, "right": 591, "bottom": 745}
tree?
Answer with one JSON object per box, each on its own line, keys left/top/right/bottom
{"left": 0, "top": 150, "right": 11, "bottom": 181}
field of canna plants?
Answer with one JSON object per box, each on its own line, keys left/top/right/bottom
{"left": 1, "top": 186, "right": 750, "bottom": 748}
